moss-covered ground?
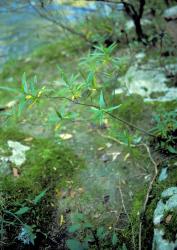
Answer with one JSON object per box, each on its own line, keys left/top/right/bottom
{"left": 0, "top": 127, "right": 85, "bottom": 248}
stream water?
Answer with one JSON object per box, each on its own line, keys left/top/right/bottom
{"left": 0, "top": 1, "right": 125, "bottom": 69}
{"left": 0, "top": 2, "right": 95, "bottom": 68}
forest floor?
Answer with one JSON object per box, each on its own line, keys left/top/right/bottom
{"left": 0, "top": 32, "right": 177, "bottom": 249}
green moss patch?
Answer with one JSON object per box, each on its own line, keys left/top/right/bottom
{"left": 0, "top": 128, "right": 85, "bottom": 246}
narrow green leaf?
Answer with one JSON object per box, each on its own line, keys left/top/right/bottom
{"left": 87, "top": 71, "right": 94, "bottom": 85}
{"left": 106, "top": 105, "right": 121, "bottom": 112}
{"left": 66, "top": 239, "right": 83, "bottom": 250}
{"left": 167, "top": 146, "right": 177, "bottom": 154}
{"left": 18, "top": 97, "right": 26, "bottom": 116}
{"left": 91, "top": 107, "right": 104, "bottom": 125}
{"left": 133, "top": 136, "right": 142, "bottom": 144}
{"left": 33, "top": 189, "right": 47, "bottom": 205}
{"left": 96, "top": 226, "right": 106, "bottom": 240}
{"left": 15, "top": 207, "right": 30, "bottom": 215}
{"left": 0, "top": 86, "right": 19, "bottom": 93}
{"left": 22, "top": 72, "right": 28, "bottom": 93}
{"left": 91, "top": 107, "right": 99, "bottom": 112}
{"left": 55, "top": 109, "right": 63, "bottom": 120}
{"left": 30, "top": 76, "right": 37, "bottom": 95}
{"left": 86, "top": 71, "right": 97, "bottom": 88}
{"left": 57, "top": 66, "right": 68, "bottom": 84}
{"left": 99, "top": 91, "right": 105, "bottom": 108}
{"left": 112, "top": 232, "right": 118, "bottom": 246}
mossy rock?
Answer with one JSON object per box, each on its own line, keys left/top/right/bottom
{"left": 141, "top": 161, "right": 177, "bottom": 249}
{"left": 0, "top": 128, "right": 85, "bottom": 247}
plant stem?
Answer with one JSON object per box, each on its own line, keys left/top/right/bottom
{"left": 45, "top": 95, "right": 156, "bottom": 137}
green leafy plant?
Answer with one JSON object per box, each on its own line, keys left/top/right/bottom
{"left": 66, "top": 212, "right": 119, "bottom": 250}
{"left": 0, "top": 189, "right": 47, "bottom": 246}
{"left": 150, "top": 110, "right": 177, "bottom": 154}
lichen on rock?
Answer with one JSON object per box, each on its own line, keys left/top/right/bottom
{"left": 7, "top": 140, "right": 30, "bottom": 166}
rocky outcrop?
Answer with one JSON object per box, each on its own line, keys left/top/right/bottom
{"left": 153, "top": 186, "right": 177, "bottom": 250}
{"left": 164, "top": 6, "right": 177, "bottom": 43}
{"left": 0, "top": 140, "right": 30, "bottom": 175}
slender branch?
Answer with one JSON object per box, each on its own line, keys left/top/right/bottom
{"left": 44, "top": 95, "right": 156, "bottom": 137}
{"left": 138, "top": 144, "right": 158, "bottom": 250}
{"left": 118, "top": 182, "right": 136, "bottom": 250}
{"left": 104, "top": 111, "right": 155, "bottom": 137}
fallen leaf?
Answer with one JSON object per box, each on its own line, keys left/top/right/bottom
{"left": 165, "top": 214, "right": 172, "bottom": 224}
{"left": 69, "top": 190, "right": 76, "bottom": 198}
{"left": 59, "top": 133, "right": 73, "bottom": 140}
{"left": 13, "top": 168, "right": 19, "bottom": 177}
{"left": 97, "top": 147, "right": 105, "bottom": 151}
{"left": 54, "top": 123, "right": 61, "bottom": 131}
{"left": 109, "top": 152, "right": 121, "bottom": 161}
{"left": 93, "top": 213, "right": 101, "bottom": 218}
{"left": 24, "top": 137, "right": 33, "bottom": 142}
{"left": 6, "top": 100, "right": 17, "bottom": 108}
{"left": 60, "top": 214, "right": 65, "bottom": 225}
{"left": 78, "top": 188, "right": 84, "bottom": 193}
{"left": 124, "top": 153, "right": 130, "bottom": 161}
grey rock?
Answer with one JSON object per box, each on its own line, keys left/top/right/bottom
{"left": 153, "top": 200, "right": 165, "bottom": 225}
{"left": 161, "top": 187, "right": 177, "bottom": 198}
{"left": 164, "top": 6, "right": 177, "bottom": 20}
{"left": 164, "top": 6, "right": 177, "bottom": 43}
{"left": 166, "top": 194, "right": 177, "bottom": 210}
{"left": 153, "top": 186, "right": 177, "bottom": 249}
{"left": 158, "top": 167, "right": 168, "bottom": 182}
{"left": 7, "top": 140, "right": 30, "bottom": 166}
{"left": 100, "top": 153, "right": 111, "bottom": 163}
{"left": 153, "top": 228, "right": 177, "bottom": 250}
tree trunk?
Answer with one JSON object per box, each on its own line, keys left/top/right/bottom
{"left": 134, "top": 16, "right": 147, "bottom": 42}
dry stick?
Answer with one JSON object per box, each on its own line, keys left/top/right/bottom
{"left": 96, "top": 130, "right": 170, "bottom": 159}
{"left": 118, "top": 182, "right": 136, "bottom": 250}
{"left": 138, "top": 144, "right": 158, "bottom": 250}
{"left": 96, "top": 130, "right": 141, "bottom": 147}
